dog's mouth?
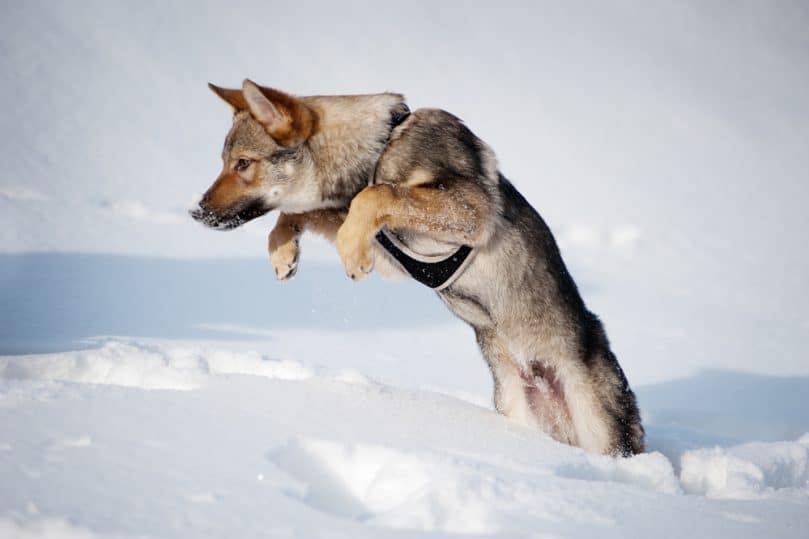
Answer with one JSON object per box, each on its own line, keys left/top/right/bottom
{"left": 189, "top": 199, "right": 274, "bottom": 230}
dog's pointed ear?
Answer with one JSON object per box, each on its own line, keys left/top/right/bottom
{"left": 208, "top": 83, "right": 249, "bottom": 111}
{"left": 241, "top": 79, "right": 317, "bottom": 146}
{"left": 241, "top": 79, "right": 285, "bottom": 125}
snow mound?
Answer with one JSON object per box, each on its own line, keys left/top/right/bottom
{"left": 680, "top": 435, "right": 809, "bottom": 498}
{"left": 200, "top": 346, "right": 313, "bottom": 381}
{"left": 0, "top": 340, "right": 313, "bottom": 390}
{"left": 271, "top": 438, "right": 675, "bottom": 534}
{"left": 556, "top": 451, "right": 681, "bottom": 494}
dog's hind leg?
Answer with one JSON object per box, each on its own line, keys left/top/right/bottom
{"left": 475, "top": 328, "right": 540, "bottom": 428}
{"left": 476, "top": 328, "right": 581, "bottom": 446}
{"left": 583, "top": 348, "right": 645, "bottom": 456}
{"left": 268, "top": 209, "right": 345, "bottom": 280}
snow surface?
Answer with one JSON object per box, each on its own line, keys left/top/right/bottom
{"left": 1, "top": 339, "right": 807, "bottom": 537}
{"left": 2, "top": 1, "right": 809, "bottom": 537}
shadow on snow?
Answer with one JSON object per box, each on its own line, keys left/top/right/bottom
{"left": 0, "top": 253, "right": 453, "bottom": 354}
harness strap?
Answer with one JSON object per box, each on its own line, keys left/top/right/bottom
{"left": 375, "top": 230, "right": 474, "bottom": 290}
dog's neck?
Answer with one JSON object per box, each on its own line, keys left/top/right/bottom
{"left": 303, "top": 93, "right": 406, "bottom": 207}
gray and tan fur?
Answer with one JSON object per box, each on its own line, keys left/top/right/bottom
{"left": 192, "top": 80, "right": 644, "bottom": 456}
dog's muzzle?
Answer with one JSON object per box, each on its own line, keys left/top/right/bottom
{"left": 189, "top": 199, "right": 273, "bottom": 230}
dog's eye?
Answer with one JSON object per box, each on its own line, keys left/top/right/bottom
{"left": 235, "top": 158, "right": 251, "bottom": 172}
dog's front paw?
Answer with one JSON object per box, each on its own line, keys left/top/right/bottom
{"left": 336, "top": 225, "right": 374, "bottom": 281}
{"left": 270, "top": 238, "right": 299, "bottom": 281}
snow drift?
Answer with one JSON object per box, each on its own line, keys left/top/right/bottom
{"left": 1, "top": 340, "right": 807, "bottom": 537}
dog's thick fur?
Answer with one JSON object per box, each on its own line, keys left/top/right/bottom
{"left": 192, "top": 80, "right": 644, "bottom": 456}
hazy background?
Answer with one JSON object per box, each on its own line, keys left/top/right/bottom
{"left": 1, "top": 0, "right": 808, "bottom": 377}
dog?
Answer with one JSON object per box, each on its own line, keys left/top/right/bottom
{"left": 191, "top": 80, "right": 644, "bottom": 456}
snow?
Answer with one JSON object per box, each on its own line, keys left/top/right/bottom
{"left": 2, "top": 0, "right": 809, "bottom": 537}
{"left": 680, "top": 437, "right": 809, "bottom": 499}
{"left": 0, "top": 341, "right": 313, "bottom": 390}
{"left": 2, "top": 339, "right": 807, "bottom": 537}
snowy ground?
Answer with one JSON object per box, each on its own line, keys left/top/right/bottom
{"left": 1, "top": 334, "right": 808, "bottom": 538}
{"left": 2, "top": 1, "right": 809, "bottom": 537}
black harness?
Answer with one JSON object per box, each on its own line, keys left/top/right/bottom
{"left": 373, "top": 107, "right": 475, "bottom": 290}
{"left": 375, "top": 230, "right": 474, "bottom": 289}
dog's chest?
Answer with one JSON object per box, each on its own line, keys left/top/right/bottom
{"left": 437, "top": 283, "right": 493, "bottom": 328}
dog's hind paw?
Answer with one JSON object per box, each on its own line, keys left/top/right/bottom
{"left": 270, "top": 239, "right": 299, "bottom": 281}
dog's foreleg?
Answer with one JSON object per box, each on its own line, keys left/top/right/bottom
{"left": 336, "top": 183, "right": 494, "bottom": 280}
{"left": 268, "top": 210, "right": 345, "bottom": 280}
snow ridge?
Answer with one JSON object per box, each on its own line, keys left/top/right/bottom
{"left": 0, "top": 340, "right": 313, "bottom": 390}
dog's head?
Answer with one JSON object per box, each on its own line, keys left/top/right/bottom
{"left": 190, "top": 80, "right": 320, "bottom": 230}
